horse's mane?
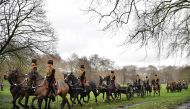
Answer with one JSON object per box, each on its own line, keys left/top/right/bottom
{"left": 35, "top": 73, "right": 44, "bottom": 80}
{"left": 70, "top": 73, "right": 78, "bottom": 82}
{"left": 11, "top": 69, "right": 25, "bottom": 76}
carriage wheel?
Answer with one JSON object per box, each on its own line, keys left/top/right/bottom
{"left": 127, "top": 92, "right": 132, "bottom": 100}
{"left": 127, "top": 86, "right": 133, "bottom": 100}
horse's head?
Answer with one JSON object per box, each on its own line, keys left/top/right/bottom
{"left": 4, "top": 69, "right": 19, "bottom": 80}
{"left": 64, "top": 73, "right": 70, "bottom": 83}
{"left": 64, "top": 72, "right": 78, "bottom": 85}
{"left": 99, "top": 76, "right": 110, "bottom": 86}
{"left": 4, "top": 69, "right": 20, "bottom": 85}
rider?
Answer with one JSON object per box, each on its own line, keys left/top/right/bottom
{"left": 28, "top": 59, "right": 38, "bottom": 90}
{"left": 46, "top": 60, "right": 56, "bottom": 101}
{"left": 154, "top": 74, "right": 160, "bottom": 88}
{"left": 79, "top": 65, "right": 86, "bottom": 92}
{"left": 110, "top": 70, "right": 116, "bottom": 90}
{"left": 135, "top": 74, "right": 141, "bottom": 85}
{"left": 135, "top": 74, "right": 141, "bottom": 89}
{"left": 145, "top": 76, "right": 149, "bottom": 85}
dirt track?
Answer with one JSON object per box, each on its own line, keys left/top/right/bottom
{"left": 112, "top": 100, "right": 190, "bottom": 109}
{"left": 172, "top": 101, "right": 190, "bottom": 109}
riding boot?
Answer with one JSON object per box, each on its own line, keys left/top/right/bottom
{"left": 47, "top": 87, "right": 55, "bottom": 102}
{"left": 51, "top": 88, "right": 55, "bottom": 102}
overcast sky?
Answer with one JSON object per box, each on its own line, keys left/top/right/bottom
{"left": 44, "top": 0, "right": 188, "bottom": 67}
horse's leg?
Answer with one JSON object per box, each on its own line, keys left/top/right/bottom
{"left": 18, "top": 95, "right": 25, "bottom": 107}
{"left": 159, "top": 89, "right": 160, "bottom": 96}
{"left": 31, "top": 96, "right": 38, "bottom": 108}
{"left": 92, "top": 90, "right": 98, "bottom": 103}
{"left": 61, "top": 98, "right": 66, "bottom": 109}
{"left": 102, "top": 92, "right": 105, "bottom": 102}
{"left": 44, "top": 97, "right": 48, "bottom": 109}
{"left": 110, "top": 90, "right": 115, "bottom": 101}
{"left": 48, "top": 98, "right": 51, "bottom": 109}
{"left": 24, "top": 95, "right": 29, "bottom": 108}
{"left": 65, "top": 97, "right": 71, "bottom": 109}
{"left": 106, "top": 91, "right": 110, "bottom": 103}
{"left": 37, "top": 98, "right": 43, "bottom": 109}
{"left": 12, "top": 93, "right": 20, "bottom": 109}
{"left": 78, "top": 94, "right": 82, "bottom": 106}
{"left": 84, "top": 91, "right": 90, "bottom": 103}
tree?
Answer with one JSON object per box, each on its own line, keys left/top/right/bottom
{"left": 0, "top": 0, "right": 56, "bottom": 61}
{"left": 66, "top": 53, "right": 79, "bottom": 72}
{"left": 89, "top": 54, "right": 114, "bottom": 72}
{"left": 86, "top": 0, "right": 190, "bottom": 57}
{"left": 147, "top": 65, "right": 158, "bottom": 78}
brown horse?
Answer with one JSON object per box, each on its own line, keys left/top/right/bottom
{"left": 151, "top": 79, "right": 160, "bottom": 96}
{"left": 4, "top": 69, "right": 32, "bottom": 109}
{"left": 30, "top": 73, "right": 71, "bottom": 109}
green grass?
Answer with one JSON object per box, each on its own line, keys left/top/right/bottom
{"left": 0, "top": 83, "right": 190, "bottom": 109}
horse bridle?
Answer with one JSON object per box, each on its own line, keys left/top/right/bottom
{"left": 8, "top": 73, "right": 27, "bottom": 86}
{"left": 64, "top": 73, "right": 71, "bottom": 81}
{"left": 64, "top": 73, "right": 80, "bottom": 86}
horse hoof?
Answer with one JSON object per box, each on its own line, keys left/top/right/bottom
{"left": 26, "top": 105, "right": 30, "bottom": 108}
{"left": 13, "top": 106, "right": 19, "bottom": 109}
{"left": 31, "top": 105, "right": 36, "bottom": 109}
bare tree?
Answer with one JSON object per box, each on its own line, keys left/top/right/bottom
{"left": 86, "top": 0, "right": 190, "bottom": 57}
{"left": 0, "top": 0, "right": 56, "bottom": 60}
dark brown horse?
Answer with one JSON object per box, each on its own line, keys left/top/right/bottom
{"left": 151, "top": 79, "right": 160, "bottom": 96}
{"left": 4, "top": 69, "right": 32, "bottom": 109}
{"left": 30, "top": 73, "right": 71, "bottom": 109}
{"left": 143, "top": 80, "right": 152, "bottom": 96}
{"left": 64, "top": 72, "right": 98, "bottom": 105}
{"left": 101, "top": 75, "right": 120, "bottom": 102}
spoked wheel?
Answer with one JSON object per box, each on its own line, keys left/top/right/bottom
{"left": 127, "top": 86, "right": 133, "bottom": 100}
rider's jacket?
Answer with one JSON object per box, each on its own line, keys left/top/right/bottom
{"left": 80, "top": 71, "right": 86, "bottom": 84}
{"left": 47, "top": 68, "right": 56, "bottom": 85}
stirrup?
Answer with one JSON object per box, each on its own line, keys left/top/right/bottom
{"left": 32, "top": 86, "right": 36, "bottom": 89}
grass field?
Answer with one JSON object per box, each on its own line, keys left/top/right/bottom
{"left": 0, "top": 82, "right": 190, "bottom": 109}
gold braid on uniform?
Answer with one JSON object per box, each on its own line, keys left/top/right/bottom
{"left": 47, "top": 67, "right": 53, "bottom": 77}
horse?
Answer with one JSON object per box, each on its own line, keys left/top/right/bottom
{"left": 100, "top": 75, "right": 121, "bottom": 102}
{"left": 132, "top": 81, "right": 145, "bottom": 97}
{"left": 4, "top": 69, "right": 34, "bottom": 109}
{"left": 97, "top": 76, "right": 109, "bottom": 102}
{"left": 151, "top": 79, "right": 160, "bottom": 96}
{"left": 4, "top": 69, "right": 66, "bottom": 109}
{"left": 64, "top": 72, "right": 98, "bottom": 105}
{"left": 30, "top": 72, "right": 71, "bottom": 109}
{"left": 166, "top": 82, "right": 171, "bottom": 93}
{"left": 64, "top": 72, "right": 87, "bottom": 106}
{"left": 176, "top": 82, "right": 182, "bottom": 92}
{"left": 182, "top": 81, "right": 188, "bottom": 90}
{"left": 143, "top": 80, "right": 152, "bottom": 96}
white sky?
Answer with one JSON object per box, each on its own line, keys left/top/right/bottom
{"left": 45, "top": 0, "right": 188, "bottom": 67}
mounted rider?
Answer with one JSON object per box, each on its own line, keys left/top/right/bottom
{"left": 79, "top": 65, "right": 86, "bottom": 92}
{"left": 46, "top": 60, "right": 56, "bottom": 101}
{"left": 154, "top": 74, "right": 160, "bottom": 88}
{"left": 110, "top": 70, "right": 116, "bottom": 90}
{"left": 134, "top": 74, "right": 141, "bottom": 90}
{"left": 135, "top": 74, "right": 141, "bottom": 85}
{"left": 145, "top": 76, "right": 149, "bottom": 85}
{"left": 27, "top": 59, "right": 39, "bottom": 91}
